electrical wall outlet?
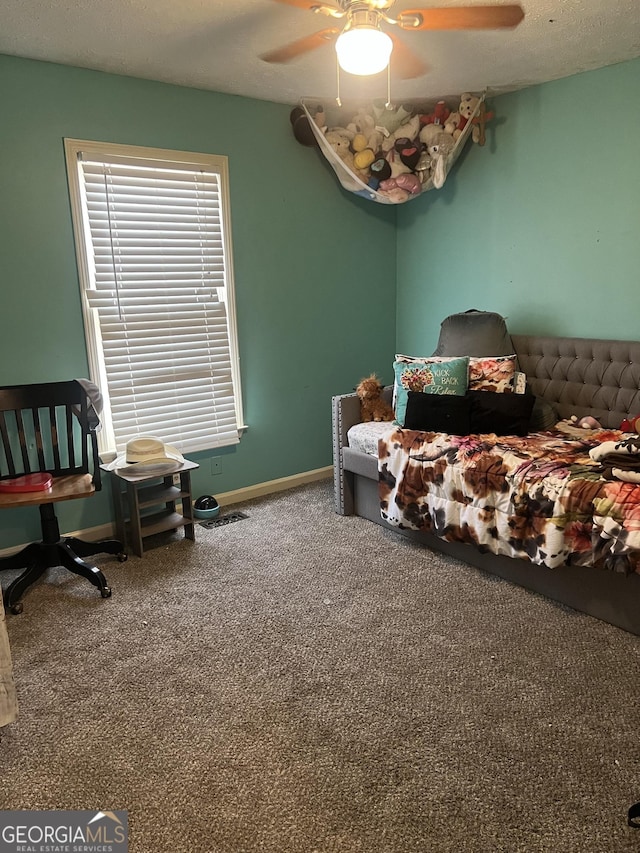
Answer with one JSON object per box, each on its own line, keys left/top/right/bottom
{"left": 172, "top": 473, "right": 181, "bottom": 486}
{"left": 211, "top": 458, "right": 222, "bottom": 475}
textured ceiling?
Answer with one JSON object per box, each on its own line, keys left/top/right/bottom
{"left": 1, "top": 0, "right": 639, "bottom": 106}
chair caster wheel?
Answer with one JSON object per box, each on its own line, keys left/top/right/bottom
{"left": 117, "top": 552, "right": 128, "bottom": 563}
{"left": 9, "top": 602, "right": 23, "bottom": 615}
{"left": 101, "top": 587, "right": 112, "bottom": 599}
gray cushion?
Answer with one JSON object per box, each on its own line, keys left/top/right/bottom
{"left": 433, "top": 309, "right": 515, "bottom": 358}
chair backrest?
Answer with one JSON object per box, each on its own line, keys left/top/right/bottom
{"left": 0, "top": 380, "right": 101, "bottom": 489}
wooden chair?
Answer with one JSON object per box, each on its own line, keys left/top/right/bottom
{"left": 0, "top": 380, "right": 126, "bottom": 614}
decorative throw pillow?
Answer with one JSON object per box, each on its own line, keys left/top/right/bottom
{"left": 467, "top": 390, "right": 535, "bottom": 436}
{"left": 393, "top": 357, "right": 469, "bottom": 426}
{"left": 529, "top": 397, "right": 558, "bottom": 431}
{"left": 404, "top": 391, "right": 472, "bottom": 435}
{"left": 468, "top": 354, "right": 517, "bottom": 393}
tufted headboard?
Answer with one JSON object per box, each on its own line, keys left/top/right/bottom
{"left": 512, "top": 334, "right": 640, "bottom": 429}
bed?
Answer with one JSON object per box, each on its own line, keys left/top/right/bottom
{"left": 332, "top": 334, "right": 640, "bottom": 635}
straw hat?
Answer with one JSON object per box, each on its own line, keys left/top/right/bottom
{"left": 106, "top": 436, "right": 184, "bottom": 473}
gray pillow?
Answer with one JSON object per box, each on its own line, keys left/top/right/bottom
{"left": 432, "top": 309, "right": 516, "bottom": 359}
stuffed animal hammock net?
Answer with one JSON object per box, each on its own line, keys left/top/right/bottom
{"left": 299, "top": 93, "right": 484, "bottom": 205}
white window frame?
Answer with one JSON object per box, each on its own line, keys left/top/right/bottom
{"left": 64, "top": 138, "right": 244, "bottom": 457}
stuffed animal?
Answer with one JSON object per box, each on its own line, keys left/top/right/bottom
{"left": 290, "top": 104, "right": 327, "bottom": 146}
{"left": 571, "top": 414, "right": 602, "bottom": 430}
{"left": 325, "top": 127, "right": 368, "bottom": 180}
{"left": 356, "top": 375, "right": 395, "bottom": 422}
{"left": 381, "top": 114, "right": 421, "bottom": 152}
{"left": 325, "top": 127, "right": 355, "bottom": 160}
{"left": 415, "top": 149, "right": 433, "bottom": 183}
{"left": 445, "top": 93, "right": 493, "bottom": 143}
{"left": 394, "top": 137, "right": 421, "bottom": 171}
{"left": 351, "top": 122, "right": 380, "bottom": 176}
{"left": 372, "top": 103, "right": 412, "bottom": 137}
{"left": 353, "top": 147, "right": 376, "bottom": 172}
{"left": 443, "top": 110, "right": 463, "bottom": 139}
{"left": 621, "top": 415, "right": 640, "bottom": 433}
{"left": 444, "top": 93, "right": 479, "bottom": 140}
{"left": 420, "top": 100, "right": 451, "bottom": 127}
{"left": 367, "top": 156, "right": 392, "bottom": 190}
{"left": 381, "top": 173, "right": 422, "bottom": 196}
{"left": 385, "top": 147, "right": 412, "bottom": 179}
{"left": 424, "top": 130, "right": 456, "bottom": 189}
{"left": 555, "top": 414, "right": 603, "bottom": 437}
{"left": 347, "top": 109, "right": 384, "bottom": 156}
{"left": 419, "top": 123, "right": 447, "bottom": 149}
{"left": 379, "top": 185, "right": 411, "bottom": 203}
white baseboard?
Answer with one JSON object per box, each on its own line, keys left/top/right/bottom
{"left": 215, "top": 465, "right": 332, "bottom": 506}
{"left": 0, "top": 467, "right": 333, "bottom": 558}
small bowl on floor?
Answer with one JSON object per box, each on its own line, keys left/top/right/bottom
{"left": 193, "top": 495, "right": 220, "bottom": 520}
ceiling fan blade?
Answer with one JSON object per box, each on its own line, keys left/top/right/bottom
{"left": 260, "top": 28, "right": 339, "bottom": 64}
{"left": 398, "top": 4, "right": 524, "bottom": 31}
{"left": 268, "top": 0, "right": 341, "bottom": 11}
{"left": 389, "top": 33, "right": 430, "bottom": 79}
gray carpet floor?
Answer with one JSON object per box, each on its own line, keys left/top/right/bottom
{"left": 1, "top": 478, "right": 640, "bottom": 853}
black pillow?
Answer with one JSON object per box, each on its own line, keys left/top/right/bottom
{"left": 404, "top": 391, "right": 472, "bottom": 435}
{"left": 529, "top": 396, "right": 558, "bottom": 431}
{"left": 467, "top": 390, "right": 535, "bottom": 436}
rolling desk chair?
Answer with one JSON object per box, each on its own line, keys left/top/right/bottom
{"left": 0, "top": 380, "right": 126, "bottom": 614}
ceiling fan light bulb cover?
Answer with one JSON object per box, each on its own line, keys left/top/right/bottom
{"left": 335, "top": 27, "right": 393, "bottom": 75}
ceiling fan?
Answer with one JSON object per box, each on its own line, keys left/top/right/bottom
{"left": 261, "top": 1, "right": 525, "bottom": 79}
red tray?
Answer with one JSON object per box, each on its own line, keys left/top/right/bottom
{"left": 0, "top": 473, "right": 53, "bottom": 493}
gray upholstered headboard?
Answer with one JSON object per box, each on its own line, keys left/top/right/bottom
{"left": 512, "top": 334, "right": 640, "bottom": 429}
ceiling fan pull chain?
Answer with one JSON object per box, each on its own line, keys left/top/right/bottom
{"left": 385, "top": 60, "right": 392, "bottom": 109}
{"left": 335, "top": 53, "right": 342, "bottom": 106}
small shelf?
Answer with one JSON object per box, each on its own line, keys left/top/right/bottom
{"left": 138, "top": 483, "right": 188, "bottom": 508}
{"left": 140, "top": 509, "right": 189, "bottom": 537}
{"left": 102, "top": 460, "right": 199, "bottom": 557}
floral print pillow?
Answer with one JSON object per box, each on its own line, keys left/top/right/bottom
{"left": 468, "top": 354, "right": 517, "bottom": 394}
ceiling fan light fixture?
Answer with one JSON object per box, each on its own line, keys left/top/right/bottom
{"left": 335, "top": 26, "right": 393, "bottom": 75}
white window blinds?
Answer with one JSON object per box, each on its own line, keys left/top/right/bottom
{"left": 65, "top": 140, "right": 242, "bottom": 456}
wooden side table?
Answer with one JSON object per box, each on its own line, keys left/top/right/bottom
{"left": 103, "top": 460, "right": 199, "bottom": 557}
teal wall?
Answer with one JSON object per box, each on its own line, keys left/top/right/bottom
{"left": 396, "top": 58, "right": 640, "bottom": 355}
{"left": 0, "top": 54, "right": 397, "bottom": 547}
{"left": 2, "top": 53, "right": 639, "bottom": 549}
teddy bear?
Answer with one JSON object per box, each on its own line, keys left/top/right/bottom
{"left": 458, "top": 92, "right": 483, "bottom": 143}
{"left": 356, "top": 375, "right": 395, "bottom": 422}
{"left": 325, "top": 127, "right": 369, "bottom": 182}
{"left": 347, "top": 108, "right": 384, "bottom": 157}
{"left": 325, "top": 127, "right": 354, "bottom": 160}
{"left": 445, "top": 93, "right": 484, "bottom": 142}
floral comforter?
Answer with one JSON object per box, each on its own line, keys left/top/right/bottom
{"left": 378, "top": 427, "right": 640, "bottom": 574}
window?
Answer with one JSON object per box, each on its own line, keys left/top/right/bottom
{"left": 64, "top": 139, "right": 243, "bottom": 456}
